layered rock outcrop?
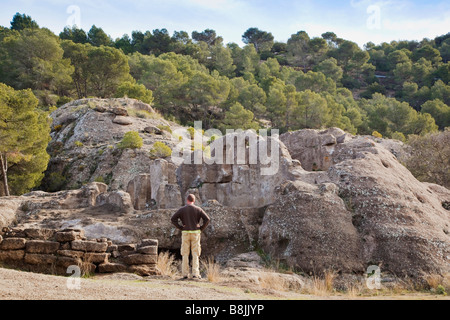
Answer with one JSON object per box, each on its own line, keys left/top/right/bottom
{"left": 1, "top": 98, "right": 449, "bottom": 279}
{"left": 177, "top": 130, "right": 301, "bottom": 208}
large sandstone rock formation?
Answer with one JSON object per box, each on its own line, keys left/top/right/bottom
{"left": 177, "top": 130, "right": 302, "bottom": 208}
{"left": 259, "top": 128, "right": 450, "bottom": 277}
{"left": 1, "top": 98, "right": 449, "bottom": 280}
{"left": 44, "top": 98, "right": 179, "bottom": 194}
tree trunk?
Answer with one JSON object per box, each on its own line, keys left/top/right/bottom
{"left": 0, "top": 153, "right": 10, "bottom": 196}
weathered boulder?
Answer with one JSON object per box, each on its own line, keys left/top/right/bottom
{"left": 127, "top": 201, "right": 264, "bottom": 262}
{"left": 264, "top": 131, "right": 450, "bottom": 277}
{"left": 0, "top": 199, "right": 21, "bottom": 229}
{"left": 95, "top": 190, "right": 134, "bottom": 213}
{"left": 112, "top": 116, "right": 133, "bottom": 126}
{"left": 150, "top": 159, "right": 182, "bottom": 209}
{"left": 112, "top": 106, "right": 128, "bottom": 116}
{"left": 280, "top": 128, "right": 352, "bottom": 171}
{"left": 127, "top": 174, "right": 152, "bottom": 210}
{"left": 177, "top": 130, "right": 300, "bottom": 208}
{"left": 46, "top": 98, "right": 177, "bottom": 195}
{"left": 21, "top": 182, "right": 108, "bottom": 211}
{"left": 328, "top": 136, "right": 450, "bottom": 276}
{"left": 128, "top": 264, "right": 158, "bottom": 276}
{"left": 144, "top": 126, "right": 162, "bottom": 135}
{"left": 259, "top": 180, "right": 364, "bottom": 274}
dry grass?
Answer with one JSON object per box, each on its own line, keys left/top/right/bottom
{"left": 305, "top": 269, "right": 337, "bottom": 296}
{"left": 157, "top": 251, "right": 179, "bottom": 279}
{"left": 201, "top": 256, "right": 222, "bottom": 283}
{"left": 424, "top": 273, "right": 443, "bottom": 290}
{"left": 444, "top": 273, "right": 450, "bottom": 291}
{"left": 324, "top": 269, "right": 337, "bottom": 292}
{"left": 309, "top": 276, "right": 329, "bottom": 296}
{"left": 259, "top": 272, "right": 289, "bottom": 291}
{"left": 423, "top": 272, "right": 450, "bottom": 294}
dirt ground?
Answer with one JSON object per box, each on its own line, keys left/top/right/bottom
{"left": 0, "top": 267, "right": 448, "bottom": 300}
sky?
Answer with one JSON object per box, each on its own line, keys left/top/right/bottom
{"left": 0, "top": 0, "right": 449, "bottom": 47}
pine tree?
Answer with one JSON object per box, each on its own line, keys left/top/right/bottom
{"left": 0, "top": 83, "right": 51, "bottom": 196}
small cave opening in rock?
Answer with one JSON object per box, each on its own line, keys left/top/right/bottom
{"left": 442, "top": 201, "right": 450, "bottom": 211}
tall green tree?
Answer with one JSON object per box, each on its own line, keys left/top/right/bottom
{"left": 220, "top": 102, "right": 259, "bottom": 131}
{"left": 0, "top": 28, "right": 74, "bottom": 94}
{"left": 10, "top": 13, "right": 39, "bottom": 31}
{"left": 208, "top": 44, "right": 236, "bottom": 77}
{"left": 287, "top": 31, "right": 311, "bottom": 71}
{"left": 59, "top": 26, "right": 88, "bottom": 44}
{"left": 183, "top": 71, "right": 230, "bottom": 127}
{"left": 421, "top": 99, "right": 450, "bottom": 130}
{"left": 242, "top": 28, "right": 274, "bottom": 53}
{"left": 62, "top": 41, "right": 130, "bottom": 98}
{"left": 315, "top": 57, "right": 343, "bottom": 82}
{"left": 291, "top": 90, "right": 330, "bottom": 129}
{"left": 87, "top": 25, "right": 112, "bottom": 47}
{"left": 86, "top": 46, "right": 131, "bottom": 97}
{"left": 61, "top": 40, "right": 90, "bottom": 98}
{"left": 0, "top": 83, "right": 51, "bottom": 196}
{"left": 192, "top": 29, "right": 218, "bottom": 46}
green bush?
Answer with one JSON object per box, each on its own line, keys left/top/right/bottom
{"left": 150, "top": 142, "right": 172, "bottom": 159}
{"left": 94, "top": 176, "right": 105, "bottom": 183}
{"left": 115, "top": 81, "right": 154, "bottom": 105}
{"left": 436, "top": 285, "right": 447, "bottom": 295}
{"left": 118, "top": 131, "right": 143, "bottom": 150}
{"left": 372, "top": 131, "right": 383, "bottom": 139}
{"left": 45, "top": 172, "right": 67, "bottom": 192}
{"left": 157, "top": 125, "right": 173, "bottom": 134}
{"left": 391, "top": 131, "right": 406, "bottom": 142}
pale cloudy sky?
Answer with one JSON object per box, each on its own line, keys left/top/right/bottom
{"left": 0, "top": 0, "right": 449, "bottom": 47}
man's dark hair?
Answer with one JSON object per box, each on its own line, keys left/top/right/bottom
{"left": 187, "top": 194, "right": 196, "bottom": 203}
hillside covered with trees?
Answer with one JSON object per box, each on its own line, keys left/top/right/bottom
{"left": 1, "top": 13, "right": 449, "bottom": 137}
{"left": 0, "top": 13, "right": 449, "bottom": 194}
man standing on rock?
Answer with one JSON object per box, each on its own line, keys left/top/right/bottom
{"left": 171, "top": 194, "right": 210, "bottom": 280}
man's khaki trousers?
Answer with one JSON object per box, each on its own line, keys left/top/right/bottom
{"left": 181, "top": 232, "right": 201, "bottom": 278}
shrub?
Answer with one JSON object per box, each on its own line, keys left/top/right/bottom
{"left": 372, "top": 131, "right": 382, "bottom": 139}
{"left": 115, "top": 81, "right": 154, "bottom": 105}
{"left": 403, "top": 130, "right": 450, "bottom": 188}
{"left": 45, "top": 172, "right": 67, "bottom": 192}
{"left": 187, "top": 127, "right": 204, "bottom": 139}
{"left": 437, "top": 285, "right": 447, "bottom": 295}
{"left": 74, "top": 141, "right": 84, "bottom": 147}
{"left": 391, "top": 131, "right": 406, "bottom": 142}
{"left": 150, "top": 142, "right": 172, "bottom": 159}
{"left": 157, "top": 125, "right": 172, "bottom": 134}
{"left": 94, "top": 176, "right": 105, "bottom": 183}
{"left": 118, "top": 131, "right": 143, "bottom": 150}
